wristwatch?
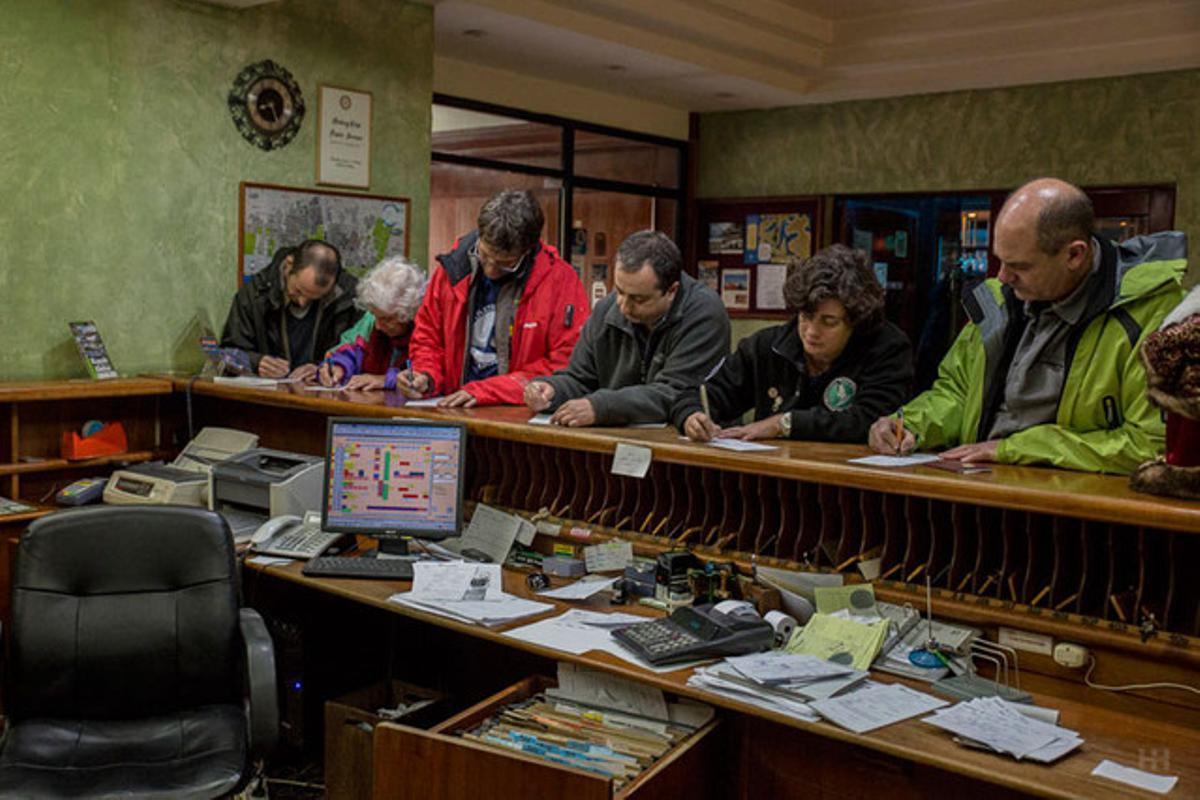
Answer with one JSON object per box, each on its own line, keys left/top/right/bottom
{"left": 778, "top": 411, "right": 792, "bottom": 438}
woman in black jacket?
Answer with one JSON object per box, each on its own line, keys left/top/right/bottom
{"left": 672, "top": 244, "right": 913, "bottom": 443}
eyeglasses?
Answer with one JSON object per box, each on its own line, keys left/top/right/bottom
{"left": 475, "top": 242, "right": 528, "bottom": 274}
{"left": 798, "top": 311, "right": 847, "bottom": 330}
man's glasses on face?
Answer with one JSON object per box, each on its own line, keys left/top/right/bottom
{"left": 475, "top": 242, "right": 528, "bottom": 274}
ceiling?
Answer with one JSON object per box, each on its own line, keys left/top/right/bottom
{"left": 418, "top": 0, "right": 1200, "bottom": 112}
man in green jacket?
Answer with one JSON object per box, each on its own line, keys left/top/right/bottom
{"left": 868, "top": 178, "right": 1187, "bottom": 474}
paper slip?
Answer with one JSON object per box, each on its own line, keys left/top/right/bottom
{"left": 709, "top": 438, "right": 777, "bottom": 452}
{"left": 392, "top": 594, "right": 552, "bottom": 627}
{"left": 611, "top": 443, "right": 652, "bottom": 478}
{"left": 528, "top": 413, "right": 553, "bottom": 425}
{"left": 1091, "top": 760, "right": 1178, "bottom": 794}
{"left": 725, "top": 652, "right": 855, "bottom": 686}
{"left": 402, "top": 397, "right": 444, "bottom": 407}
{"left": 785, "top": 613, "right": 890, "bottom": 670}
{"left": 687, "top": 665, "right": 818, "bottom": 722}
{"left": 551, "top": 662, "right": 669, "bottom": 720}
{"left": 584, "top": 540, "right": 634, "bottom": 572}
{"left": 515, "top": 517, "right": 537, "bottom": 546}
{"left": 246, "top": 555, "right": 294, "bottom": 566}
{"left": 458, "top": 503, "right": 523, "bottom": 563}
{"left": 214, "top": 375, "right": 279, "bottom": 388}
{"left": 410, "top": 562, "right": 504, "bottom": 602}
{"left": 811, "top": 681, "right": 947, "bottom": 734}
{"left": 304, "top": 385, "right": 344, "bottom": 392}
{"left": 847, "top": 453, "right": 941, "bottom": 467}
{"left": 814, "top": 584, "right": 880, "bottom": 616}
{"left": 538, "top": 576, "right": 618, "bottom": 600}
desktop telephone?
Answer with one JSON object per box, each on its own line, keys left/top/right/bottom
{"left": 612, "top": 602, "right": 775, "bottom": 665}
{"left": 250, "top": 511, "right": 341, "bottom": 559}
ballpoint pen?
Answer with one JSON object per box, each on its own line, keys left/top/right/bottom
{"left": 895, "top": 407, "right": 904, "bottom": 454}
{"left": 700, "top": 383, "right": 711, "bottom": 419}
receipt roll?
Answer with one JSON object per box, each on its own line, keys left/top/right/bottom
{"left": 764, "top": 609, "right": 797, "bottom": 648}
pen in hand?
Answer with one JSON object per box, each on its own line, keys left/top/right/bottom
{"left": 700, "top": 383, "right": 711, "bottom": 420}
{"left": 895, "top": 408, "right": 904, "bottom": 455}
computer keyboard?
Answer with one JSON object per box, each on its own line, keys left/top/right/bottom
{"left": 302, "top": 556, "right": 415, "bottom": 580}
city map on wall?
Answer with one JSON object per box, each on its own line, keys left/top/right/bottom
{"left": 744, "top": 212, "right": 812, "bottom": 265}
{"left": 238, "top": 181, "right": 410, "bottom": 283}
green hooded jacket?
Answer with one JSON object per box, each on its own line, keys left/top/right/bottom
{"left": 902, "top": 232, "right": 1187, "bottom": 474}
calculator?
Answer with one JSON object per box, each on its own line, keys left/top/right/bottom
{"left": 611, "top": 603, "right": 775, "bottom": 665}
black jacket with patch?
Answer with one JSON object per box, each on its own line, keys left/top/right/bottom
{"left": 670, "top": 318, "right": 913, "bottom": 442}
{"left": 220, "top": 251, "right": 361, "bottom": 370}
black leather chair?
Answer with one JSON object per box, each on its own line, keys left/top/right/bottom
{"left": 0, "top": 506, "right": 277, "bottom": 799}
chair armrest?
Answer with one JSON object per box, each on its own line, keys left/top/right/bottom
{"left": 239, "top": 608, "right": 278, "bottom": 756}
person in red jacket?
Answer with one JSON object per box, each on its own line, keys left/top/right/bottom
{"left": 403, "top": 190, "right": 590, "bottom": 406}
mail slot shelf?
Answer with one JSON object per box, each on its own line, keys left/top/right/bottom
{"left": 0, "top": 450, "right": 162, "bottom": 476}
{"left": 467, "top": 436, "right": 1200, "bottom": 641}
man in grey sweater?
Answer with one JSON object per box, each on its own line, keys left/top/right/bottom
{"left": 524, "top": 231, "right": 730, "bottom": 426}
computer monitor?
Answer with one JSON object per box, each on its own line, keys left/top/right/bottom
{"left": 322, "top": 417, "right": 467, "bottom": 554}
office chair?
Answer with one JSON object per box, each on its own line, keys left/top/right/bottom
{"left": 0, "top": 506, "right": 278, "bottom": 799}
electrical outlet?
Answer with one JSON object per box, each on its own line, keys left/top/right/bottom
{"left": 1053, "top": 642, "right": 1089, "bottom": 669}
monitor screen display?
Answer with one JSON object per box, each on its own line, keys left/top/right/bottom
{"left": 322, "top": 418, "right": 467, "bottom": 540}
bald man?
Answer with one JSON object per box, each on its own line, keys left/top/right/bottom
{"left": 868, "top": 178, "right": 1187, "bottom": 474}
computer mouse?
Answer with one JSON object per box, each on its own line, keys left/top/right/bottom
{"left": 460, "top": 548, "right": 493, "bottom": 563}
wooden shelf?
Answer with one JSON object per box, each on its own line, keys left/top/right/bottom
{"left": 0, "top": 377, "right": 173, "bottom": 403}
{"left": 0, "top": 450, "right": 164, "bottom": 477}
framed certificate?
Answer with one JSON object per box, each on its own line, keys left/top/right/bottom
{"left": 316, "top": 85, "right": 372, "bottom": 188}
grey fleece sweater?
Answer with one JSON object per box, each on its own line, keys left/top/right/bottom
{"left": 537, "top": 272, "right": 730, "bottom": 425}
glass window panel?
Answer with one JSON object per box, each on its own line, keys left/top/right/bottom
{"left": 569, "top": 189, "right": 678, "bottom": 303}
{"left": 573, "top": 131, "right": 680, "bottom": 189}
{"left": 429, "top": 162, "right": 561, "bottom": 271}
{"left": 432, "top": 104, "right": 562, "bottom": 171}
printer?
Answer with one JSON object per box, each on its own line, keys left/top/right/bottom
{"left": 211, "top": 448, "right": 323, "bottom": 541}
{"left": 104, "top": 427, "right": 259, "bottom": 507}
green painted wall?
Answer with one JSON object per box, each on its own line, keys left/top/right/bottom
{"left": 0, "top": 0, "right": 432, "bottom": 379}
{"left": 700, "top": 69, "right": 1200, "bottom": 344}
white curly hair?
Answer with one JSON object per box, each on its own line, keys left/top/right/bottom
{"left": 355, "top": 256, "right": 427, "bottom": 321}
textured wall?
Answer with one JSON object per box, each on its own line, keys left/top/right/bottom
{"left": 0, "top": 0, "right": 432, "bottom": 379}
{"left": 700, "top": 68, "right": 1200, "bottom": 296}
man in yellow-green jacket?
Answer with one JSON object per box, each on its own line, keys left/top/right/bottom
{"left": 868, "top": 178, "right": 1187, "bottom": 474}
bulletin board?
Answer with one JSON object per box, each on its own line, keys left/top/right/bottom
{"left": 695, "top": 196, "right": 824, "bottom": 318}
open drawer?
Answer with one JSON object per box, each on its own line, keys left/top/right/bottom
{"left": 371, "top": 675, "right": 723, "bottom": 800}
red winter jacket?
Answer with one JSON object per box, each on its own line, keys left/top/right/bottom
{"left": 409, "top": 232, "right": 589, "bottom": 405}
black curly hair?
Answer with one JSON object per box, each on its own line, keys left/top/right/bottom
{"left": 783, "top": 244, "right": 885, "bottom": 332}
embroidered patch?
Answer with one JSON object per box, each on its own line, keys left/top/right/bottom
{"left": 823, "top": 377, "right": 857, "bottom": 412}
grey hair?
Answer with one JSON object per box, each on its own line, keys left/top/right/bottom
{"left": 355, "top": 257, "right": 427, "bottom": 321}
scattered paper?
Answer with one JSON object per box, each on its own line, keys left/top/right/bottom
{"left": 725, "top": 652, "right": 855, "bottom": 686}
{"left": 391, "top": 593, "right": 553, "bottom": 627}
{"left": 611, "top": 443, "right": 652, "bottom": 478}
{"left": 755, "top": 262, "right": 787, "bottom": 310}
{"left": 923, "top": 696, "right": 1082, "bottom": 762}
{"left": 811, "top": 681, "right": 947, "bottom": 734}
{"left": 303, "top": 385, "right": 345, "bottom": 392}
{"left": 1091, "top": 760, "right": 1177, "bottom": 794}
{"left": 584, "top": 540, "right": 634, "bottom": 572}
{"left": 504, "top": 609, "right": 706, "bottom": 673}
{"left": 628, "top": 421, "right": 668, "bottom": 429}
{"left": 551, "top": 662, "right": 669, "bottom": 720}
{"left": 538, "top": 576, "right": 618, "bottom": 600}
{"left": 515, "top": 517, "right": 537, "bottom": 547}
{"left": 528, "top": 414, "right": 553, "bottom": 425}
{"left": 847, "top": 453, "right": 941, "bottom": 467}
{"left": 814, "top": 584, "right": 880, "bottom": 616}
{"left": 687, "top": 664, "right": 819, "bottom": 721}
{"left": 410, "top": 562, "right": 503, "bottom": 602}
{"left": 709, "top": 438, "right": 778, "bottom": 452}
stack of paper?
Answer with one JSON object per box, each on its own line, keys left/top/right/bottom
{"left": 687, "top": 663, "right": 819, "bottom": 721}
{"left": 784, "top": 612, "right": 890, "bottom": 670}
{"left": 390, "top": 562, "right": 553, "bottom": 627}
{"left": 809, "top": 681, "right": 948, "bottom": 733}
{"left": 504, "top": 609, "right": 706, "bottom": 673}
{"left": 923, "top": 697, "right": 1084, "bottom": 762}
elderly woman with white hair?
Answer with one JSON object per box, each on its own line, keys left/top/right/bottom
{"left": 318, "top": 256, "right": 427, "bottom": 390}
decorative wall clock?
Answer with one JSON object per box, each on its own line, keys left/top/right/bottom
{"left": 228, "top": 60, "right": 305, "bottom": 151}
